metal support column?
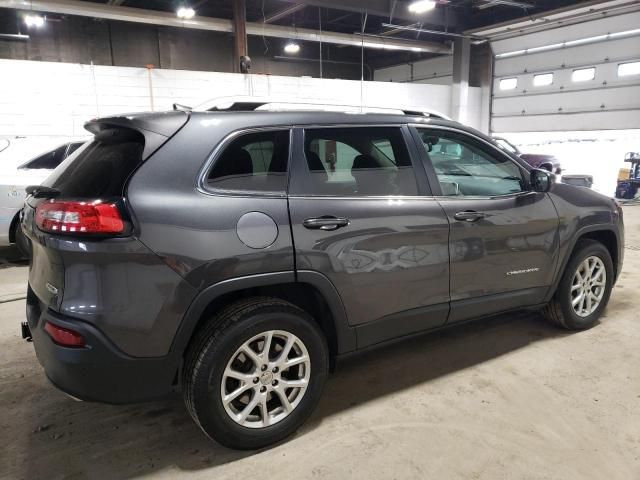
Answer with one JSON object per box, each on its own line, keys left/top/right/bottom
{"left": 232, "top": 0, "right": 248, "bottom": 73}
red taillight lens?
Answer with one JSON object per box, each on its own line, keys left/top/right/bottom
{"left": 44, "top": 321, "right": 85, "bottom": 348}
{"left": 35, "top": 200, "right": 124, "bottom": 235}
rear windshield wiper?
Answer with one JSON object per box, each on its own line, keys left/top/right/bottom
{"left": 26, "top": 185, "right": 61, "bottom": 198}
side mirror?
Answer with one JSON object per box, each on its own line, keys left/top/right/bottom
{"left": 530, "top": 168, "right": 553, "bottom": 193}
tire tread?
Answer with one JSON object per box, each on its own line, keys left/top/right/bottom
{"left": 543, "top": 238, "right": 611, "bottom": 330}
{"left": 182, "top": 296, "right": 305, "bottom": 438}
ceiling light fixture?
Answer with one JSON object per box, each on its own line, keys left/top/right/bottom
{"left": 284, "top": 42, "right": 300, "bottom": 54}
{"left": 176, "top": 6, "right": 195, "bottom": 19}
{"left": 408, "top": 0, "right": 437, "bottom": 14}
{"left": 24, "top": 14, "right": 45, "bottom": 28}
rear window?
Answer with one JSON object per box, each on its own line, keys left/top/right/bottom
{"left": 43, "top": 128, "right": 144, "bottom": 197}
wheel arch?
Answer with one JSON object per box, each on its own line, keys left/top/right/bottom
{"left": 171, "top": 271, "right": 356, "bottom": 367}
{"left": 546, "top": 225, "right": 620, "bottom": 302}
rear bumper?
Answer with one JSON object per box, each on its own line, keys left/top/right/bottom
{"left": 26, "top": 285, "right": 179, "bottom": 404}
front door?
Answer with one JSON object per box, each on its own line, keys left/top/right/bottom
{"left": 287, "top": 125, "right": 451, "bottom": 347}
{"left": 411, "top": 126, "right": 559, "bottom": 323}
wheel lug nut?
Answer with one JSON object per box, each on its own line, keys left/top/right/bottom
{"left": 253, "top": 377, "right": 259, "bottom": 384}
{"left": 261, "top": 365, "right": 267, "bottom": 371}
{"left": 272, "top": 380, "right": 278, "bottom": 386}
{"left": 260, "top": 386, "right": 267, "bottom": 393}
{"left": 272, "top": 367, "right": 279, "bottom": 373}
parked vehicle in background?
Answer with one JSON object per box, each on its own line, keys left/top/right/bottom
{"left": 21, "top": 105, "right": 623, "bottom": 450}
{"left": 561, "top": 174, "right": 594, "bottom": 189}
{"left": 493, "top": 136, "right": 562, "bottom": 174}
{"left": 0, "top": 138, "right": 86, "bottom": 248}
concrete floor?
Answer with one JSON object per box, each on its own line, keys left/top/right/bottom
{"left": 1, "top": 207, "right": 639, "bottom": 480}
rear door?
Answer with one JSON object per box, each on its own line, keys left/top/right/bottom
{"left": 287, "top": 125, "right": 450, "bottom": 348}
{"left": 410, "top": 126, "right": 559, "bottom": 323}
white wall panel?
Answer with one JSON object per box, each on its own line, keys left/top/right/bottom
{"left": 493, "top": 37, "right": 640, "bottom": 77}
{"left": 493, "top": 85, "right": 640, "bottom": 115}
{"left": 491, "top": 11, "right": 640, "bottom": 56}
{"left": 374, "top": 56, "right": 453, "bottom": 85}
{"left": 489, "top": 10, "right": 640, "bottom": 132}
{"left": 492, "top": 109, "right": 640, "bottom": 133}
{"left": 0, "top": 58, "right": 479, "bottom": 138}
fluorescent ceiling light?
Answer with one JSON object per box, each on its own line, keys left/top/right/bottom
{"left": 533, "top": 73, "right": 553, "bottom": 86}
{"left": 24, "top": 14, "right": 45, "bottom": 28}
{"left": 618, "top": 61, "right": 640, "bottom": 77}
{"left": 176, "top": 7, "right": 195, "bottom": 19}
{"left": 499, "top": 78, "right": 518, "bottom": 90}
{"left": 284, "top": 42, "right": 300, "bottom": 54}
{"left": 408, "top": 1, "right": 437, "bottom": 14}
{"left": 572, "top": 67, "right": 595, "bottom": 82}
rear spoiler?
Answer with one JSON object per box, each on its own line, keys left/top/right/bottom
{"left": 84, "top": 111, "right": 189, "bottom": 160}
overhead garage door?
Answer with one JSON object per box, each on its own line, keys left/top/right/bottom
{"left": 488, "top": 8, "right": 640, "bottom": 133}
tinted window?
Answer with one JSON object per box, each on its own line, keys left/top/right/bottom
{"left": 303, "top": 127, "right": 417, "bottom": 196}
{"left": 417, "top": 130, "right": 524, "bottom": 197}
{"left": 43, "top": 129, "right": 144, "bottom": 197}
{"left": 207, "top": 130, "right": 290, "bottom": 193}
{"left": 66, "top": 142, "right": 84, "bottom": 157}
{"left": 23, "top": 144, "right": 68, "bottom": 169}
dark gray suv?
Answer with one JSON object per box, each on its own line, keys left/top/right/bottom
{"left": 21, "top": 107, "right": 624, "bottom": 450}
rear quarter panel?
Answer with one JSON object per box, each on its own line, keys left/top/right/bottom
{"left": 126, "top": 116, "right": 295, "bottom": 291}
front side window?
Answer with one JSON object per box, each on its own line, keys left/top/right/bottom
{"left": 207, "top": 130, "right": 290, "bottom": 193}
{"left": 303, "top": 127, "right": 417, "bottom": 196}
{"left": 417, "top": 129, "right": 525, "bottom": 197}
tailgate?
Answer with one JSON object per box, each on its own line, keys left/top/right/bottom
{"left": 21, "top": 111, "right": 188, "bottom": 312}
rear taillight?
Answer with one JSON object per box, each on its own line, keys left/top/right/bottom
{"left": 35, "top": 200, "right": 124, "bottom": 235}
{"left": 44, "top": 321, "right": 85, "bottom": 348}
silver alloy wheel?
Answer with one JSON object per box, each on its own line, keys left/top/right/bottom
{"left": 570, "top": 256, "right": 607, "bottom": 317}
{"left": 220, "top": 330, "right": 311, "bottom": 429}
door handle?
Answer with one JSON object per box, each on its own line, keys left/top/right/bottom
{"left": 303, "top": 216, "right": 350, "bottom": 231}
{"left": 454, "top": 210, "right": 487, "bottom": 222}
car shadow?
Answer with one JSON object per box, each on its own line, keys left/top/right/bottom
{"left": 0, "top": 245, "right": 28, "bottom": 268}
{"left": 18, "top": 310, "right": 565, "bottom": 479}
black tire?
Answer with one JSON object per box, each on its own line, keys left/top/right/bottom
{"left": 183, "top": 297, "right": 329, "bottom": 450}
{"left": 543, "top": 239, "right": 614, "bottom": 330}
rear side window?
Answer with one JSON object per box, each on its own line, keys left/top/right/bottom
{"left": 206, "top": 130, "right": 290, "bottom": 194}
{"left": 22, "top": 144, "right": 68, "bottom": 170}
{"left": 303, "top": 127, "right": 417, "bottom": 196}
{"left": 42, "top": 129, "right": 144, "bottom": 197}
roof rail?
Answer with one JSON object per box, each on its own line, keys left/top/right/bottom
{"left": 195, "top": 96, "right": 452, "bottom": 120}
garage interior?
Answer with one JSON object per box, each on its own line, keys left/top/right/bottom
{"left": 1, "top": 0, "right": 639, "bottom": 478}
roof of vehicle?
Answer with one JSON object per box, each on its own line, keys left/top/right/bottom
{"left": 88, "top": 110, "right": 481, "bottom": 138}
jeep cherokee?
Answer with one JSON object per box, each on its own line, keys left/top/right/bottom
{"left": 20, "top": 107, "right": 624, "bottom": 450}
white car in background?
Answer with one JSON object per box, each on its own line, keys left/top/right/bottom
{"left": 0, "top": 137, "right": 87, "bottom": 247}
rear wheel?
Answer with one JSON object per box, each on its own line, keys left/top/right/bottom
{"left": 544, "top": 239, "right": 613, "bottom": 330}
{"left": 183, "top": 297, "right": 328, "bottom": 450}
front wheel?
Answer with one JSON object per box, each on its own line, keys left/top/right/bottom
{"left": 543, "top": 239, "right": 614, "bottom": 330}
{"left": 183, "top": 297, "right": 328, "bottom": 450}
